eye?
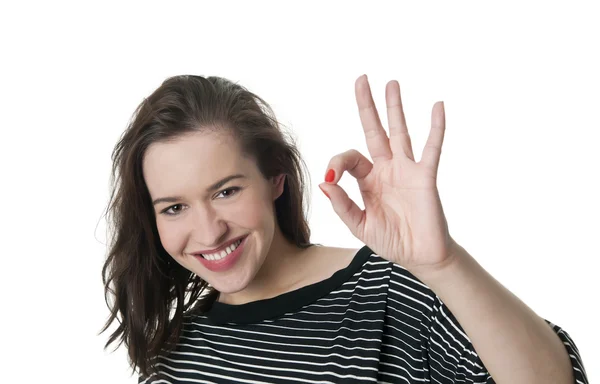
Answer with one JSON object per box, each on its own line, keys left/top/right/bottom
{"left": 161, "top": 204, "right": 185, "bottom": 216}
{"left": 216, "top": 187, "right": 241, "bottom": 199}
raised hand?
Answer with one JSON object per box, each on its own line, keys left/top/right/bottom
{"left": 319, "top": 75, "right": 459, "bottom": 275}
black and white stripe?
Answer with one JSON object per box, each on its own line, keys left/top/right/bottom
{"left": 140, "top": 246, "right": 588, "bottom": 383}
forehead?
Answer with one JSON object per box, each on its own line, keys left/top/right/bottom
{"left": 142, "top": 131, "right": 253, "bottom": 196}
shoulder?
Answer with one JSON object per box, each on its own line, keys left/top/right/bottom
{"left": 312, "top": 244, "right": 362, "bottom": 269}
{"left": 287, "top": 245, "right": 361, "bottom": 289}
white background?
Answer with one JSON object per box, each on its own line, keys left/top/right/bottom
{"left": 1, "top": 1, "right": 597, "bottom": 382}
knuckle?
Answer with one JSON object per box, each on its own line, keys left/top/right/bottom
{"left": 331, "top": 149, "right": 358, "bottom": 166}
{"left": 425, "top": 144, "right": 442, "bottom": 153}
{"left": 345, "top": 149, "right": 360, "bottom": 157}
{"left": 344, "top": 149, "right": 362, "bottom": 168}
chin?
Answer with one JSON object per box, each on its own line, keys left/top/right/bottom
{"left": 212, "top": 281, "right": 248, "bottom": 294}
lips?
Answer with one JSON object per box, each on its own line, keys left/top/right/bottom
{"left": 191, "top": 235, "right": 248, "bottom": 256}
{"left": 193, "top": 235, "right": 248, "bottom": 273}
{"left": 197, "top": 238, "right": 243, "bottom": 260}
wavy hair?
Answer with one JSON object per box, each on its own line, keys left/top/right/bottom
{"left": 100, "top": 75, "right": 313, "bottom": 377}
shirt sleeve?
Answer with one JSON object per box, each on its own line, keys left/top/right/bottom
{"left": 544, "top": 319, "right": 589, "bottom": 384}
{"left": 428, "top": 295, "right": 589, "bottom": 383}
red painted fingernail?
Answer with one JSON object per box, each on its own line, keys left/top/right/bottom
{"left": 325, "top": 169, "right": 335, "bottom": 183}
{"left": 319, "top": 185, "right": 330, "bottom": 199}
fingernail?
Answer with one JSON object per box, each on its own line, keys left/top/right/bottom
{"left": 319, "top": 185, "right": 330, "bottom": 199}
{"left": 325, "top": 169, "right": 335, "bottom": 183}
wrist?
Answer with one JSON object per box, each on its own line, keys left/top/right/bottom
{"left": 408, "top": 238, "right": 469, "bottom": 286}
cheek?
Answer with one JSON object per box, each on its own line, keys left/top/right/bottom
{"left": 233, "top": 191, "right": 274, "bottom": 227}
{"left": 156, "top": 221, "right": 186, "bottom": 255}
{"left": 235, "top": 204, "right": 265, "bottom": 227}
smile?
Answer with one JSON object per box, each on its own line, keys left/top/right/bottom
{"left": 193, "top": 235, "right": 248, "bottom": 273}
{"left": 200, "top": 238, "right": 243, "bottom": 261}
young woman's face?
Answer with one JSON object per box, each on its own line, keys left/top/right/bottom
{"left": 142, "top": 130, "right": 285, "bottom": 294}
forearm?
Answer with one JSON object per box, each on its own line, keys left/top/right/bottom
{"left": 412, "top": 241, "right": 574, "bottom": 384}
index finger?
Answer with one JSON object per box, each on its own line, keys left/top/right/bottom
{"left": 355, "top": 75, "right": 392, "bottom": 162}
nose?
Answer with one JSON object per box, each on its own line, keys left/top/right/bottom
{"left": 191, "top": 204, "right": 228, "bottom": 247}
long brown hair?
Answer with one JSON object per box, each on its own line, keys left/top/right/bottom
{"left": 101, "top": 75, "right": 314, "bottom": 377}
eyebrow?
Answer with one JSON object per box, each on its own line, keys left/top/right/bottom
{"left": 152, "top": 174, "right": 246, "bottom": 206}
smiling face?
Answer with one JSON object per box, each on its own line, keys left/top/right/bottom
{"left": 142, "top": 130, "right": 285, "bottom": 294}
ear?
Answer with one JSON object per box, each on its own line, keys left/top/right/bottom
{"left": 271, "top": 173, "right": 286, "bottom": 200}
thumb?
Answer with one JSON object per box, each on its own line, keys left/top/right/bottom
{"left": 319, "top": 182, "right": 365, "bottom": 239}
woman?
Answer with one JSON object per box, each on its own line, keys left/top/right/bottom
{"left": 102, "top": 75, "right": 588, "bottom": 383}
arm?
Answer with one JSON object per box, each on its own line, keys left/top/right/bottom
{"left": 413, "top": 241, "right": 586, "bottom": 384}
{"left": 322, "top": 75, "right": 588, "bottom": 383}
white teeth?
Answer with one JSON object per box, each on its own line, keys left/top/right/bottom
{"left": 202, "top": 238, "right": 243, "bottom": 261}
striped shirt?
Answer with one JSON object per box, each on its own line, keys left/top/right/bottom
{"left": 139, "top": 245, "right": 589, "bottom": 383}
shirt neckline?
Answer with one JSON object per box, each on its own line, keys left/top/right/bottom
{"left": 206, "top": 245, "right": 372, "bottom": 325}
